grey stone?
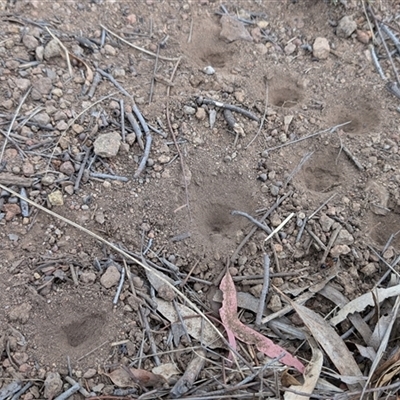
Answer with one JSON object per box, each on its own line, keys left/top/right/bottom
{"left": 270, "top": 185, "right": 279, "bottom": 196}
{"left": 22, "top": 34, "right": 39, "bottom": 50}
{"left": 33, "top": 112, "right": 51, "bottom": 126}
{"left": 59, "top": 161, "right": 75, "bottom": 176}
{"left": 337, "top": 16, "right": 357, "bottom": 38}
{"left": 36, "top": 46, "right": 44, "bottom": 61}
{"left": 41, "top": 175, "right": 55, "bottom": 186}
{"left": 126, "top": 133, "right": 136, "bottom": 145}
{"left": 104, "top": 44, "right": 116, "bottom": 56}
{"left": 44, "top": 39, "right": 61, "bottom": 60}
{"left": 220, "top": 15, "right": 253, "bottom": 43}
{"left": 93, "top": 132, "right": 121, "bottom": 157}
{"left": 55, "top": 120, "right": 68, "bottom": 131}
{"left": 112, "top": 67, "right": 125, "bottom": 78}
{"left": 334, "top": 229, "right": 354, "bottom": 246}
{"left": 319, "top": 214, "right": 334, "bottom": 232}
{"left": 48, "top": 190, "right": 64, "bottom": 206}
{"left": 313, "top": 37, "right": 330, "bottom": 59}
{"left": 284, "top": 42, "right": 296, "bottom": 55}
{"left": 330, "top": 244, "right": 351, "bottom": 258}
{"left": 33, "top": 77, "right": 52, "bottom": 95}
{"left": 183, "top": 106, "right": 196, "bottom": 115}
{"left": 54, "top": 110, "right": 67, "bottom": 121}
{"left": 100, "top": 265, "right": 120, "bottom": 289}
{"left": 81, "top": 271, "right": 97, "bottom": 284}
{"left": 44, "top": 372, "right": 63, "bottom": 400}
{"left": 15, "top": 78, "right": 31, "bottom": 92}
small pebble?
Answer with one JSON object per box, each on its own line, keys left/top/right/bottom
{"left": 203, "top": 66, "right": 215, "bottom": 75}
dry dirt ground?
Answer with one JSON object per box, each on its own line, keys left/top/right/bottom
{"left": 1, "top": 0, "right": 400, "bottom": 398}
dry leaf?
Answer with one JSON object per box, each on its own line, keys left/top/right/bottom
{"left": 281, "top": 370, "right": 301, "bottom": 387}
{"left": 330, "top": 285, "right": 400, "bottom": 325}
{"left": 106, "top": 367, "right": 164, "bottom": 388}
{"left": 156, "top": 298, "right": 222, "bottom": 349}
{"left": 291, "top": 302, "right": 363, "bottom": 388}
{"left": 284, "top": 341, "right": 323, "bottom": 400}
{"left": 152, "top": 363, "right": 180, "bottom": 381}
{"left": 219, "top": 271, "right": 305, "bottom": 373}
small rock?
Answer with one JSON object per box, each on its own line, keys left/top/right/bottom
{"left": 100, "top": 265, "right": 121, "bottom": 289}
{"left": 93, "top": 132, "right": 121, "bottom": 157}
{"left": 220, "top": 15, "right": 253, "bottom": 43}
{"left": 3, "top": 203, "right": 21, "bottom": 221}
{"left": 126, "top": 133, "right": 136, "bottom": 145}
{"left": 72, "top": 124, "right": 84, "bottom": 134}
{"left": 195, "top": 107, "right": 207, "bottom": 120}
{"left": 44, "top": 372, "right": 63, "bottom": 400}
{"left": 278, "top": 133, "right": 287, "bottom": 143}
{"left": 8, "top": 233, "right": 19, "bottom": 242}
{"left": 95, "top": 210, "right": 105, "bottom": 224}
{"left": 54, "top": 110, "right": 67, "bottom": 121}
{"left": 270, "top": 214, "right": 282, "bottom": 227}
{"left": 22, "top": 34, "right": 39, "bottom": 50}
{"left": 112, "top": 68, "right": 125, "bottom": 78}
{"left": 41, "top": 175, "right": 55, "bottom": 186}
{"left": 56, "top": 120, "right": 68, "bottom": 131}
{"left": 3, "top": 99, "right": 13, "bottom": 110}
{"left": 383, "top": 247, "right": 394, "bottom": 260}
{"left": 337, "top": 15, "right": 357, "bottom": 38}
{"left": 104, "top": 44, "right": 116, "bottom": 56}
{"left": 36, "top": 46, "right": 44, "bottom": 61}
{"left": 44, "top": 39, "right": 62, "bottom": 60}
{"left": 63, "top": 184, "right": 74, "bottom": 196}
{"left": 313, "top": 37, "right": 330, "bottom": 59}
{"left": 238, "top": 255, "right": 248, "bottom": 266}
{"left": 356, "top": 29, "right": 370, "bottom": 44}
{"left": 284, "top": 42, "right": 296, "bottom": 55}
{"left": 335, "top": 229, "right": 354, "bottom": 246}
{"left": 59, "top": 161, "right": 75, "bottom": 175}
{"left": 33, "top": 112, "right": 51, "bottom": 126}
{"left": 158, "top": 155, "right": 171, "bottom": 164}
{"left": 80, "top": 271, "right": 97, "bottom": 284}
{"left": 48, "top": 190, "right": 64, "bottom": 206}
{"left": 234, "top": 90, "right": 245, "bottom": 103}
{"left": 203, "top": 66, "right": 215, "bottom": 75}
{"left": 361, "top": 262, "right": 377, "bottom": 276}
{"left": 8, "top": 302, "right": 32, "bottom": 324}
{"left": 330, "top": 244, "right": 351, "bottom": 257}
{"left": 319, "top": 214, "right": 334, "bottom": 232}
{"left": 83, "top": 368, "right": 97, "bottom": 379}
{"left": 270, "top": 185, "right": 279, "bottom": 196}
{"left": 259, "top": 173, "right": 267, "bottom": 182}
{"left": 183, "top": 106, "right": 196, "bottom": 115}
{"left": 268, "top": 294, "right": 282, "bottom": 313}
{"left": 22, "top": 162, "right": 34, "bottom": 176}
{"left": 15, "top": 78, "right": 31, "bottom": 92}
{"left": 33, "top": 77, "right": 52, "bottom": 95}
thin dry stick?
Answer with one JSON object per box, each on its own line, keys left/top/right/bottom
{"left": 255, "top": 254, "right": 270, "bottom": 326}
{"left": 166, "top": 58, "right": 192, "bottom": 221}
{"left": 368, "top": 6, "right": 400, "bottom": 84}
{"left": 100, "top": 24, "right": 180, "bottom": 62}
{"left": 188, "top": 18, "right": 194, "bottom": 43}
{"left": 229, "top": 192, "right": 292, "bottom": 265}
{"left": 148, "top": 44, "right": 160, "bottom": 104}
{"left": 320, "top": 225, "right": 342, "bottom": 265}
{"left": 45, "top": 27, "right": 73, "bottom": 77}
{"left": 265, "top": 121, "right": 351, "bottom": 152}
{"left": 0, "top": 87, "right": 31, "bottom": 163}
{"left": 0, "top": 184, "right": 226, "bottom": 345}
{"left": 245, "top": 83, "right": 268, "bottom": 149}
{"left": 139, "top": 306, "right": 160, "bottom": 366}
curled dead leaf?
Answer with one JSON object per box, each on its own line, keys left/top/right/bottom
{"left": 105, "top": 367, "right": 165, "bottom": 388}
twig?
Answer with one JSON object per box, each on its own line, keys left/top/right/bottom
{"left": 369, "top": 44, "right": 387, "bottom": 80}
{"left": 139, "top": 306, "right": 160, "bottom": 366}
{"left": 197, "top": 97, "right": 259, "bottom": 122}
{"left": 100, "top": 28, "right": 106, "bottom": 48}
{"left": 100, "top": 24, "right": 180, "bottom": 61}
{"left": 120, "top": 99, "right": 126, "bottom": 142}
{"left": 54, "top": 382, "right": 81, "bottom": 400}
{"left": 342, "top": 145, "right": 364, "bottom": 170}
{"left": 368, "top": 6, "right": 400, "bottom": 84}
{"left": 255, "top": 254, "right": 270, "bottom": 326}
{"left": 231, "top": 210, "right": 272, "bottom": 234}
{"left": 148, "top": 44, "right": 160, "bottom": 104}
{"left": 381, "top": 23, "right": 400, "bottom": 54}
{"left": 96, "top": 68, "right": 132, "bottom": 98}
{"left": 11, "top": 382, "right": 32, "bottom": 400}
{"left": 263, "top": 213, "right": 294, "bottom": 244}
{"left": 64, "top": 377, "right": 93, "bottom": 398}
{"left": 19, "top": 187, "right": 29, "bottom": 217}
{"left": 90, "top": 172, "right": 128, "bottom": 182}
{"left": 147, "top": 123, "right": 167, "bottom": 138}
{"left": 320, "top": 225, "right": 342, "bottom": 265}
{"left": 126, "top": 109, "right": 143, "bottom": 149}
{"left": 133, "top": 133, "right": 152, "bottom": 178}
{"left": 45, "top": 27, "right": 73, "bottom": 77}
{"left": 284, "top": 151, "right": 313, "bottom": 187}
{"left": 88, "top": 71, "right": 102, "bottom": 99}
{"left": 170, "top": 349, "right": 207, "bottom": 397}
{"left": 113, "top": 266, "right": 126, "bottom": 305}
{"left": 74, "top": 146, "right": 91, "bottom": 192}
{"left": 77, "top": 340, "right": 109, "bottom": 361}
{"left": 229, "top": 192, "right": 292, "bottom": 266}
{"left": 0, "top": 87, "right": 31, "bottom": 163}
{"left": 246, "top": 84, "right": 268, "bottom": 149}
{"left": 188, "top": 18, "right": 194, "bottom": 43}
{"left": 265, "top": 121, "right": 351, "bottom": 152}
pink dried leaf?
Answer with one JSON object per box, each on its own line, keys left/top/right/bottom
{"left": 219, "top": 271, "right": 305, "bottom": 373}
